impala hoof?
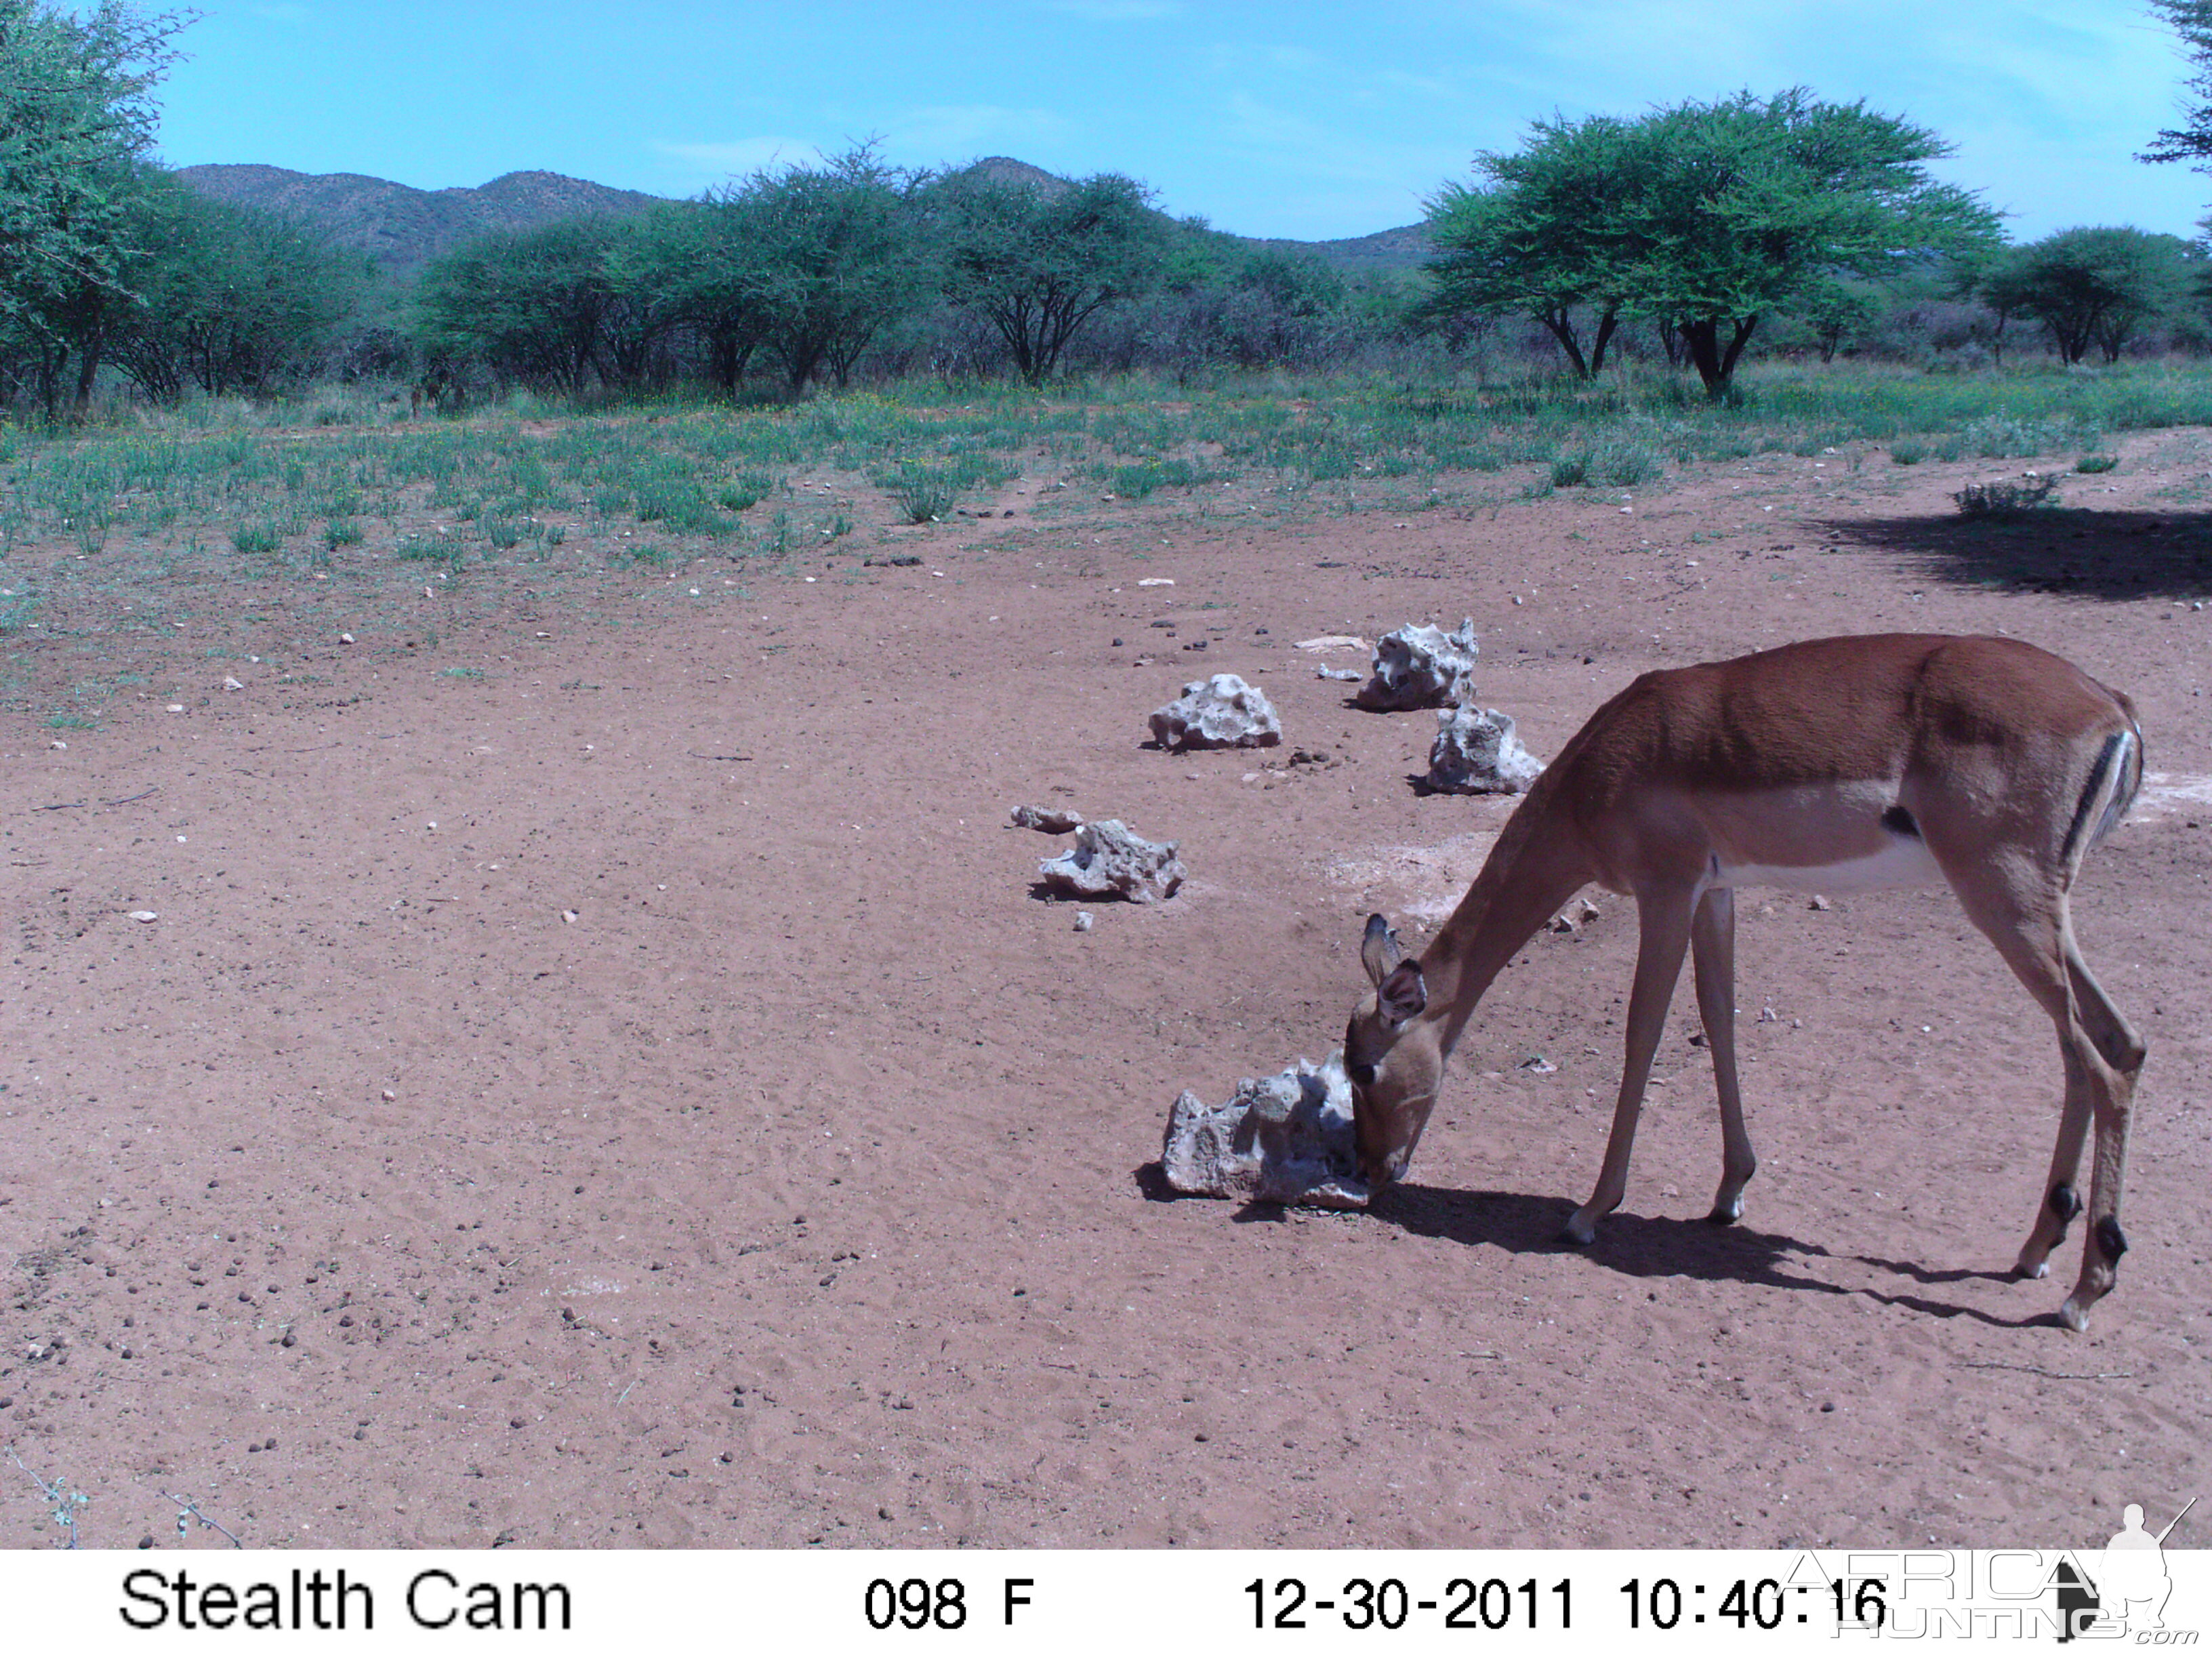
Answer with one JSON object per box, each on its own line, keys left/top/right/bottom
{"left": 1557, "top": 1213, "right": 1598, "bottom": 1248}
{"left": 1705, "top": 1202, "right": 1742, "bottom": 1227}
{"left": 2055, "top": 1296, "right": 2091, "bottom": 1333}
{"left": 2013, "top": 1256, "right": 2051, "bottom": 1282}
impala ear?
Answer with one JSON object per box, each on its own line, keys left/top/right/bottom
{"left": 1376, "top": 960, "right": 1428, "bottom": 1025}
{"left": 1360, "top": 913, "right": 1404, "bottom": 987}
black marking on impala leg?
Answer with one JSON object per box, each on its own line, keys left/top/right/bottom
{"left": 2049, "top": 1183, "right": 2082, "bottom": 1223}
{"left": 1881, "top": 804, "right": 1921, "bottom": 838}
{"left": 2095, "top": 1216, "right": 2129, "bottom": 1261}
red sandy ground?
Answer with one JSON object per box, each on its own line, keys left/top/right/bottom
{"left": 1, "top": 432, "right": 2206, "bottom": 1551}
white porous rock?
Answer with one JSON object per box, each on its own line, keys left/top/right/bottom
{"left": 1010, "top": 802, "right": 1084, "bottom": 833}
{"left": 1148, "top": 673, "right": 1282, "bottom": 752}
{"left": 1162, "top": 1052, "right": 1368, "bottom": 1209}
{"left": 1356, "top": 619, "right": 1479, "bottom": 711}
{"left": 1038, "top": 819, "right": 1185, "bottom": 903}
{"left": 1426, "top": 704, "right": 1544, "bottom": 794}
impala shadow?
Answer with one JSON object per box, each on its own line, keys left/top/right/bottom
{"left": 1818, "top": 506, "right": 2212, "bottom": 601}
{"left": 1366, "top": 1181, "right": 2055, "bottom": 1330}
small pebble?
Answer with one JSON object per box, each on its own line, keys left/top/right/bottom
{"left": 1073, "top": 912, "right": 1094, "bottom": 933}
{"left": 129, "top": 911, "right": 158, "bottom": 923}
{"left": 339, "top": 632, "right": 355, "bottom": 644}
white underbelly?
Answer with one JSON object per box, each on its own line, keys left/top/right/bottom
{"left": 1714, "top": 835, "right": 1944, "bottom": 894}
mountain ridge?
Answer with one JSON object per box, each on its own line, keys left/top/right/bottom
{"left": 173, "top": 157, "right": 1429, "bottom": 276}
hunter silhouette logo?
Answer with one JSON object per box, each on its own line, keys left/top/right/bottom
{"left": 2057, "top": 1496, "right": 2198, "bottom": 1641}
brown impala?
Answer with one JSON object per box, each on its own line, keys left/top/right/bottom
{"left": 1342, "top": 634, "right": 2145, "bottom": 1331}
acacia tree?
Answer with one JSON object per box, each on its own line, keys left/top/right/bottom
{"left": 937, "top": 171, "right": 1162, "bottom": 385}
{"left": 2144, "top": 0, "right": 2212, "bottom": 169}
{"left": 1431, "top": 90, "right": 1998, "bottom": 396}
{"left": 0, "top": 1, "right": 185, "bottom": 414}
{"left": 706, "top": 146, "right": 930, "bottom": 394}
{"left": 621, "top": 200, "right": 764, "bottom": 392}
{"left": 1423, "top": 114, "right": 1639, "bottom": 379}
{"left": 417, "top": 218, "right": 630, "bottom": 394}
{"left": 1978, "top": 228, "right": 2194, "bottom": 365}
{"left": 1624, "top": 91, "right": 1996, "bottom": 394}
{"left": 108, "top": 182, "right": 365, "bottom": 399}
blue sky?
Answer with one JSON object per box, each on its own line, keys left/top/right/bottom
{"left": 149, "top": 1, "right": 2212, "bottom": 244}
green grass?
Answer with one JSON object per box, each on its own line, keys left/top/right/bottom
{"left": 3, "top": 360, "right": 2211, "bottom": 703}
{"left": 9, "top": 361, "right": 2207, "bottom": 566}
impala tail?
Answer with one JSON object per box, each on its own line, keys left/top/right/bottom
{"left": 2063, "top": 720, "right": 2142, "bottom": 874}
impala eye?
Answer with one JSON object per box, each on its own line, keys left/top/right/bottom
{"left": 1347, "top": 1059, "right": 1376, "bottom": 1088}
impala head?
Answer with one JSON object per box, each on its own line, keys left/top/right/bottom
{"left": 1345, "top": 913, "right": 1441, "bottom": 1187}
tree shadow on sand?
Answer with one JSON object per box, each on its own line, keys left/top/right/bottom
{"left": 1819, "top": 504, "right": 2212, "bottom": 602}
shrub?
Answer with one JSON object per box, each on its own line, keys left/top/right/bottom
{"left": 324, "top": 519, "right": 363, "bottom": 549}
{"left": 1954, "top": 475, "right": 2060, "bottom": 518}
{"left": 1549, "top": 454, "right": 1588, "bottom": 487}
{"left": 1890, "top": 441, "right": 1925, "bottom": 465}
{"left": 232, "top": 523, "right": 282, "bottom": 554}
{"left": 1961, "top": 413, "right": 2103, "bottom": 459}
{"left": 1590, "top": 434, "right": 1664, "bottom": 487}
{"left": 2076, "top": 454, "right": 2118, "bottom": 474}
{"left": 718, "top": 474, "right": 776, "bottom": 512}
{"left": 888, "top": 466, "right": 957, "bottom": 523}
{"left": 1105, "top": 458, "right": 1210, "bottom": 497}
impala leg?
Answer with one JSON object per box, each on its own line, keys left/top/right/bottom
{"left": 1952, "top": 882, "right": 2142, "bottom": 1330}
{"left": 1563, "top": 888, "right": 1693, "bottom": 1246}
{"left": 2055, "top": 922, "right": 2146, "bottom": 1330}
{"left": 1690, "top": 886, "right": 1756, "bottom": 1225}
{"left": 2013, "top": 1042, "right": 2093, "bottom": 1281}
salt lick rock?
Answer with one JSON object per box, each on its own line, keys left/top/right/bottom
{"left": 1037, "top": 819, "right": 1186, "bottom": 903}
{"left": 1427, "top": 704, "right": 1544, "bottom": 794}
{"left": 1148, "top": 673, "right": 1282, "bottom": 751}
{"left": 1010, "top": 802, "right": 1083, "bottom": 833}
{"left": 1355, "top": 619, "right": 1479, "bottom": 711}
{"left": 1162, "top": 1052, "right": 1368, "bottom": 1209}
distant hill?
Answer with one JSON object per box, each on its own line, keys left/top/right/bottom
{"left": 173, "top": 165, "right": 665, "bottom": 274}
{"left": 1275, "top": 223, "right": 1431, "bottom": 276}
{"left": 174, "top": 158, "right": 1429, "bottom": 279}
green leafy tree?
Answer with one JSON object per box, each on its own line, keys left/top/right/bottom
{"left": 937, "top": 171, "right": 1164, "bottom": 386}
{"left": 0, "top": 1, "right": 184, "bottom": 414}
{"left": 417, "top": 218, "right": 630, "bottom": 395}
{"left": 704, "top": 146, "right": 930, "bottom": 395}
{"left": 621, "top": 199, "right": 764, "bottom": 392}
{"left": 1430, "top": 90, "right": 1998, "bottom": 396}
{"left": 2144, "top": 1, "right": 2212, "bottom": 169}
{"left": 107, "top": 179, "right": 366, "bottom": 401}
{"left": 1978, "top": 228, "right": 2195, "bottom": 365}
{"left": 1794, "top": 275, "right": 1884, "bottom": 363}
{"left": 1424, "top": 114, "right": 1639, "bottom": 379}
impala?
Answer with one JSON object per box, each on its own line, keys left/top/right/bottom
{"left": 1343, "top": 634, "right": 2145, "bottom": 1330}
